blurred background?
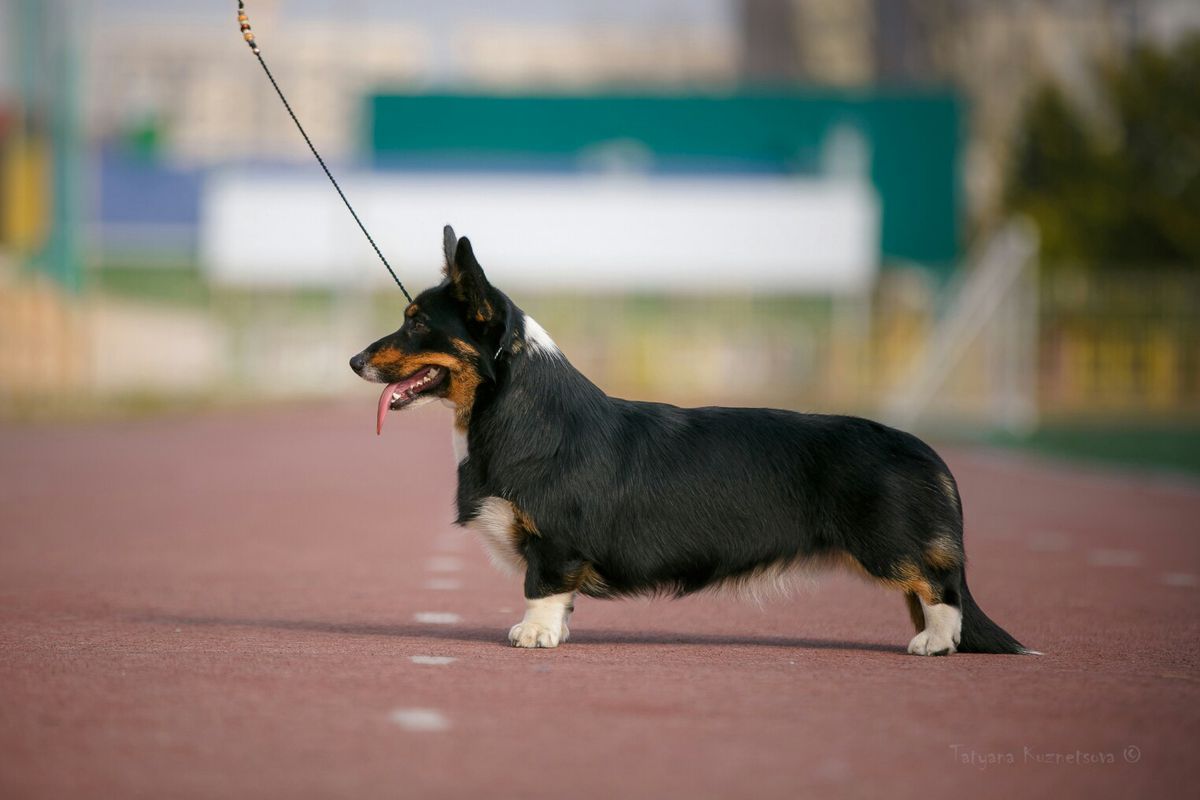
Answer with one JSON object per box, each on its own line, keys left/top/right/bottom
{"left": 1, "top": 0, "right": 1198, "bottom": 472}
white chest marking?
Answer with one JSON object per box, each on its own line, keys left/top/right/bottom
{"left": 463, "top": 496, "right": 525, "bottom": 574}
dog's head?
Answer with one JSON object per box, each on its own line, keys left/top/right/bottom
{"left": 350, "top": 226, "right": 516, "bottom": 434}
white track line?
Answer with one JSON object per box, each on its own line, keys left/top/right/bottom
{"left": 1087, "top": 549, "right": 1142, "bottom": 567}
{"left": 1027, "top": 531, "right": 1071, "bottom": 552}
{"left": 410, "top": 655, "right": 457, "bottom": 666}
{"left": 388, "top": 708, "right": 450, "bottom": 732}
{"left": 414, "top": 612, "right": 461, "bottom": 624}
{"left": 425, "top": 578, "right": 462, "bottom": 591}
{"left": 434, "top": 531, "right": 466, "bottom": 552}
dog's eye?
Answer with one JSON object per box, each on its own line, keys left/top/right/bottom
{"left": 408, "top": 319, "right": 429, "bottom": 335}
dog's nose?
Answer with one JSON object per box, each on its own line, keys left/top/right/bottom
{"left": 349, "top": 353, "right": 367, "bottom": 373}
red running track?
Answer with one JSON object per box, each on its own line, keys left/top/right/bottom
{"left": 1, "top": 403, "right": 1198, "bottom": 798}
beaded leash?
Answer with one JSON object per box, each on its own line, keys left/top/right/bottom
{"left": 236, "top": 1, "right": 412, "bottom": 301}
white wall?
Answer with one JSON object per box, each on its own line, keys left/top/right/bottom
{"left": 200, "top": 172, "right": 879, "bottom": 295}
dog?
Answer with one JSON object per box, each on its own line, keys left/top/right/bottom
{"left": 349, "top": 226, "right": 1031, "bottom": 656}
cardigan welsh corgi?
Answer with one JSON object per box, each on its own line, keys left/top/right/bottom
{"left": 350, "top": 226, "right": 1031, "bottom": 656}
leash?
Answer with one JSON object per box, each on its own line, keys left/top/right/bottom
{"left": 235, "top": 1, "right": 412, "bottom": 302}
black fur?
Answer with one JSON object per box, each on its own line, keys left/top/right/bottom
{"left": 352, "top": 227, "right": 1030, "bottom": 655}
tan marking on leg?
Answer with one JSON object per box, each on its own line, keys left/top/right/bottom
{"left": 924, "top": 533, "right": 964, "bottom": 571}
{"left": 568, "top": 563, "right": 608, "bottom": 598}
{"left": 831, "top": 552, "right": 939, "bottom": 604}
{"left": 890, "top": 560, "right": 939, "bottom": 604}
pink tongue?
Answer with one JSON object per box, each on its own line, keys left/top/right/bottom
{"left": 376, "top": 381, "right": 404, "bottom": 436}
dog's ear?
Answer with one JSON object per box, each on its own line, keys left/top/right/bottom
{"left": 445, "top": 235, "right": 496, "bottom": 323}
{"left": 498, "top": 303, "right": 519, "bottom": 355}
{"left": 473, "top": 294, "right": 519, "bottom": 383}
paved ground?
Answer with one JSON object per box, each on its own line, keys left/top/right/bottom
{"left": 1, "top": 402, "right": 1198, "bottom": 799}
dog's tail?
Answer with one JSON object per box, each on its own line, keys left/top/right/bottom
{"left": 957, "top": 573, "right": 1038, "bottom": 655}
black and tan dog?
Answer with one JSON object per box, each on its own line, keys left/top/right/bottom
{"left": 350, "top": 226, "right": 1032, "bottom": 655}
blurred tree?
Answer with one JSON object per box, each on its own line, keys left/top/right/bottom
{"left": 1006, "top": 36, "right": 1200, "bottom": 267}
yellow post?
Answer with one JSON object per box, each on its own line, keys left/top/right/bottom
{"left": 1, "top": 135, "right": 51, "bottom": 254}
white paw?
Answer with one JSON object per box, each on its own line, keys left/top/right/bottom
{"left": 908, "top": 599, "right": 962, "bottom": 656}
{"left": 508, "top": 620, "right": 569, "bottom": 648}
{"left": 908, "top": 629, "right": 957, "bottom": 656}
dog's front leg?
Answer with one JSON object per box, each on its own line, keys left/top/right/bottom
{"left": 508, "top": 547, "right": 575, "bottom": 648}
{"left": 509, "top": 593, "right": 574, "bottom": 648}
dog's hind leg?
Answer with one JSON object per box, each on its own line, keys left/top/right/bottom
{"left": 906, "top": 593, "right": 962, "bottom": 656}
{"left": 837, "top": 541, "right": 964, "bottom": 656}
{"left": 905, "top": 532, "right": 965, "bottom": 655}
